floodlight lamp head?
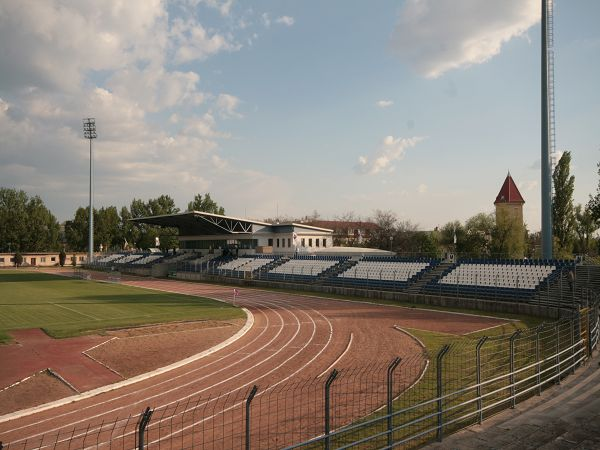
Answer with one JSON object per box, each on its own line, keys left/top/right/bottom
{"left": 83, "top": 118, "right": 97, "bottom": 139}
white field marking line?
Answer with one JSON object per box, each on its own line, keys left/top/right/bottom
{"left": 81, "top": 351, "right": 124, "bottom": 379}
{"left": 462, "top": 322, "right": 513, "bottom": 336}
{"left": 83, "top": 337, "right": 117, "bottom": 354}
{"left": 65, "top": 296, "right": 308, "bottom": 450}
{"left": 0, "top": 305, "right": 256, "bottom": 428}
{"left": 5, "top": 301, "right": 286, "bottom": 440}
{"left": 318, "top": 333, "right": 353, "bottom": 378}
{"left": 145, "top": 296, "right": 335, "bottom": 448}
{"left": 51, "top": 303, "right": 101, "bottom": 320}
{"left": 393, "top": 325, "right": 428, "bottom": 350}
{"left": 0, "top": 370, "right": 46, "bottom": 394}
{"left": 107, "top": 325, "right": 234, "bottom": 340}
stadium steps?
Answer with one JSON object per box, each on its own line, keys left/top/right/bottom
{"left": 535, "top": 269, "right": 576, "bottom": 308}
{"left": 315, "top": 259, "right": 358, "bottom": 284}
{"left": 256, "top": 256, "right": 289, "bottom": 277}
{"left": 408, "top": 261, "right": 454, "bottom": 294}
{"left": 576, "top": 264, "right": 600, "bottom": 293}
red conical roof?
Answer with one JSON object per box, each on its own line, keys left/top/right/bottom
{"left": 494, "top": 173, "right": 525, "bottom": 204}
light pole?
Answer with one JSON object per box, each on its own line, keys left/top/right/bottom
{"left": 83, "top": 118, "right": 97, "bottom": 264}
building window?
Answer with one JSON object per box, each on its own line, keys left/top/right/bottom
{"left": 301, "top": 238, "right": 305, "bottom": 247}
{"left": 79, "top": 256, "right": 84, "bottom": 261}
{"left": 10, "top": 258, "right": 15, "bottom": 262}
{"left": 309, "top": 238, "right": 313, "bottom": 247}
{"left": 323, "top": 238, "right": 327, "bottom": 247}
{"left": 287, "top": 238, "right": 291, "bottom": 247}
{"left": 41, "top": 257, "right": 46, "bottom": 263}
{"left": 268, "top": 238, "right": 273, "bottom": 247}
{"left": 276, "top": 238, "right": 280, "bottom": 248}
{"left": 316, "top": 239, "right": 320, "bottom": 247}
{"left": 51, "top": 257, "right": 56, "bottom": 262}
{"left": 0, "top": 258, "right": 4, "bottom": 263}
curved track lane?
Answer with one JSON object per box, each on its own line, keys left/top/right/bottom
{"left": 0, "top": 276, "right": 502, "bottom": 448}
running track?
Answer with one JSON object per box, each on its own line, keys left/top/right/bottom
{"left": 0, "top": 276, "right": 508, "bottom": 449}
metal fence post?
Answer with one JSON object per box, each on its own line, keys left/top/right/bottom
{"left": 476, "top": 336, "right": 488, "bottom": 423}
{"left": 570, "top": 317, "right": 576, "bottom": 374}
{"left": 324, "top": 369, "right": 339, "bottom": 450}
{"left": 387, "top": 357, "right": 402, "bottom": 447}
{"left": 509, "top": 330, "right": 521, "bottom": 408}
{"left": 245, "top": 385, "right": 258, "bottom": 450}
{"left": 555, "top": 322, "right": 561, "bottom": 384}
{"left": 137, "top": 407, "right": 153, "bottom": 450}
{"left": 536, "top": 325, "right": 543, "bottom": 396}
{"left": 436, "top": 345, "right": 450, "bottom": 442}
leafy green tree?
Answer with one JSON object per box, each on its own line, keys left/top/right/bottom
{"left": 552, "top": 151, "right": 576, "bottom": 257}
{"left": 129, "top": 195, "right": 180, "bottom": 251}
{"left": 463, "top": 213, "right": 495, "bottom": 257}
{"left": 0, "top": 188, "right": 60, "bottom": 252}
{"left": 440, "top": 221, "right": 466, "bottom": 253}
{"left": 59, "top": 249, "right": 66, "bottom": 266}
{"left": 14, "top": 251, "right": 23, "bottom": 267}
{"left": 64, "top": 207, "right": 91, "bottom": 251}
{"left": 95, "top": 206, "right": 121, "bottom": 251}
{"left": 573, "top": 204, "right": 596, "bottom": 255}
{"left": 187, "top": 193, "right": 225, "bottom": 214}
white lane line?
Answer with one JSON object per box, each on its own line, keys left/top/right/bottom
{"left": 52, "top": 303, "right": 100, "bottom": 320}
{"left": 147, "top": 292, "right": 335, "bottom": 447}
{"left": 4, "top": 280, "right": 332, "bottom": 443}
{"left": 4, "top": 300, "right": 279, "bottom": 439}
{"left": 318, "top": 333, "right": 353, "bottom": 378}
{"left": 50, "top": 296, "right": 304, "bottom": 450}
{"left": 1, "top": 305, "right": 257, "bottom": 428}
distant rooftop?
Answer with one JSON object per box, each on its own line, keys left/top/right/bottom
{"left": 494, "top": 172, "right": 525, "bottom": 204}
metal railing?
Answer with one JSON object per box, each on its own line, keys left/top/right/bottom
{"left": 3, "top": 302, "right": 598, "bottom": 450}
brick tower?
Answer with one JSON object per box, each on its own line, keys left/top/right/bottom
{"left": 494, "top": 172, "right": 526, "bottom": 257}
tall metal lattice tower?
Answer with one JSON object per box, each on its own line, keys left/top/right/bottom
{"left": 541, "top": 0, "right": 555, "bottom": 259}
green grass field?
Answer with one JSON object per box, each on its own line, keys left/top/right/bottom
{"left": 0, "top": 270, "right": 244, "bottom": 343}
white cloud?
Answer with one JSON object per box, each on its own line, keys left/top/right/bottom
{"left": 391, "top": 0, "right": 539, "bottom": 78}
{"left": 197, "top": 0, "right": 234, "bottom": 17}
{"left": 171, "top": 19, "right": 241, "bottom": 63}
{"left": 376, "top": 100, "right": 393, "bottom": 108}
{"left": 417, "top": 183, "right": 428, "bottom": 194}
{"left": 261, "top": 13, "right": 271, "bottom": 28}
{"left": 215, "top": 93, "right": 242, "bottom": 118}
{"left": 275, "top": 16, "right": 295, "bottom": 27}
{"left": 356, "top": 136, "right": 424, "bottom": 175}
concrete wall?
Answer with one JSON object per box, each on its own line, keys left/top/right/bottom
{"left": 174, "top": 272, "right": 561, "bottom": 319}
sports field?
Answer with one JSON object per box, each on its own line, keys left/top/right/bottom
{"left": 0, "top": 270, "right": 244, "bottom": 342}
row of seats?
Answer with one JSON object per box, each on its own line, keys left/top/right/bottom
{"left": 337, "top": 261, "right": 431, "bottom": 282}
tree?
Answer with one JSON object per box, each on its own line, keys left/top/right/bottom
{"left": 95, "top": 206, "right": 121, "bottom": 251}
{"left": 0, "top": 188, "right": 60, "bottom": 252}
{"left": 187, "top": 193, "right": 225, "bottom": 215}
{"left": 552, "top": 151, "right": 576, "bottom": 257}
{"left": 587, "top": 161, "right": 600, "bottom": 230}
{"left": 64, "top": 207, "right": 91, "bottom": 251}
{"left": 366, "top": 210, "right": 397, "bottom": 250}
{"left": 463, "top": 213, "right": 495, "bottom": 257}
{"left": 59, "top": 250, "right": 66, "bottom": 267}
{"left": 14, "top": 251, "right": 23, "bottom": 267}
{"left": 129, "top": 196, "right": 180, "bottom": 251}
{"left": 573, "top": 204, "right": 596, "bottom": 255}
{"left": 440, "top": 221, "right": 466, "bottom": 253}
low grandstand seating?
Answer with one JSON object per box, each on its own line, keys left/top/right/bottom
{"left": 131, "top": 254, "right": 164, "bottom": 265}
{"left": 216, "top": 256, "right": 276, "bottom": 274}
{"left": 96, "top": 253, "right": 125, "bottom": 264}
{"left": 261, "top": 255, "right": 349, "bottom": 282}
{"left": 327, "top": 257, "right": 439, "bottom": 290}
{"left": 421, "top": 259, "right": 576, "bottom": 301}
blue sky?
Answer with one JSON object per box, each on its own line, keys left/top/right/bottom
{"left": 0, "top": 0, "right": 599, "bottom": 230}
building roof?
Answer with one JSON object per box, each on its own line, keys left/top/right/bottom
{"left": 494, "top": 173, "right": 525, "bottom": 204}
{"left": 130, "top": 211, "right": 333, "bottom": 236}
{"left": 305, "top": 220, "right": 379, "bottom": 231}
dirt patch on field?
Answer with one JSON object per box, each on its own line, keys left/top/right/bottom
{"left": 86, "top": 319, "right": 245, "bottom": 378}
{"left": 0, "top": 370, "right": 76, "bottom": 416}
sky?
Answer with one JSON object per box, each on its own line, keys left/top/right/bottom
{"left": 1, "top": 0, "right": 599, "bottom": 231}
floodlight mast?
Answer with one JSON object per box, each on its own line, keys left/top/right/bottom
{"left": 83, "top": 118, "right": 97, "bottom": 264}
{"left": 541, "top": 0, "right": 554, "bottom": 259}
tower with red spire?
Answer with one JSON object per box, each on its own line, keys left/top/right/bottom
{"left": 494, "top": 172, "right": 526, "bottom": 257}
